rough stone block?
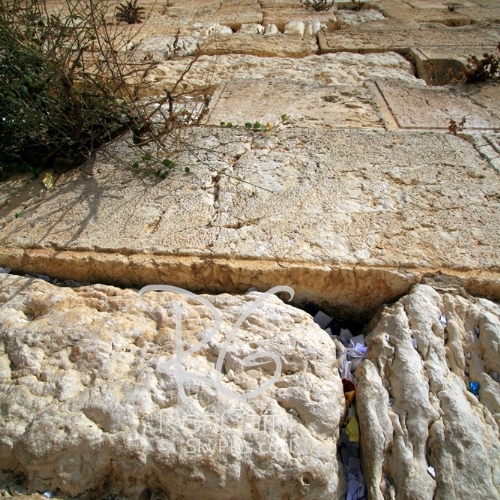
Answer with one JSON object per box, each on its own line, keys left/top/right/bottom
{"left": 357, "top": 284, "right": 500, "bottom": 500}
{"left": 150, "top": 51, "right": 417, "bottom": 91}
{"left": 0, "top": 275, "right": 346, "bottom": 499}
{"left": 201, "top": 32, "right": 318, "bottom": 57}
{"left": 409, "top": 46, "right": 499, "bottom": 85}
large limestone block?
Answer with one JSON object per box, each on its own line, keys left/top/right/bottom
{"left": 402, "top": 0, "right": 478, "bottom": 8}
{"left": 375, "top": 80, "right": 500, "bottom": 130}
{"left": 149, "top": 52, "right": 419, "bottom": 91}
{"left": 397, "top": 0, "right": 500, "bottom": 22}
{"left": 205, "top": 79, "right": 384, "bottom": 129}
{"left": 318, "top": 20, "right": 500, "bottom": 53}
{"left": 200, "top": 32, "right": 318, "bottom": 57}
{"left": 356, "top": 284, "right": 500, "bottom": 499}
{"left": 379, "top": 0, "right": 473, "bottom": 24}
{"left": 0, "top": 274, "right": 346, "bottom": 499}
{"left": 455, "top": 7, "right": 500, "bottom": 22}
{"left": 1, "top": 129, "right": 500, "bottom": 317}
{"left": 410, "top": 45, "right": 499, "bottom": 85}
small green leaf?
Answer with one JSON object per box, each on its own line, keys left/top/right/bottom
{"left": 162, "top": 158, "right": 176, "bottom": 169}
{"left": 132, "top": 162, "right": 139, "bottom": 169}
{"left": 245, "top": 122, "right": 252, "bottom": 129}
{"left": 184, "top": 167, "right": 190, "bottom": 173}
{"left": 253, "top": 122, "right": 262, "bottom": 130}
{"left": 220, "top": 121, "right": 225, "bottom": 127}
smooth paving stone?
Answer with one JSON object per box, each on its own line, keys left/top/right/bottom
{"left": 318, "top": 20, "right": 500, "bottom": 53}
{"left": 204, "top": 79, "right": 384, "bottom": 129}
{"left": 1, "top": 129, "right": 499, "bottom": 316}
{"left": 376, "top": 80, "right": 500, "bottom": 129}
{"left": 377, "top": 0, "right": 417, "bottom": 18}
{"left": 410, "top": 46, "right": 499, "bottom": 85}
{"left": 200, "top": 32, "right": 319, "bottom": 57}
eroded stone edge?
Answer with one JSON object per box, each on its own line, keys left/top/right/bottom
{"left": 2, "top": 247, "right": 499, "bottom": 320}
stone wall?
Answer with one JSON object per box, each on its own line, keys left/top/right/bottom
{"left": 1, "top": 0, "right": 500, "bottom": 497}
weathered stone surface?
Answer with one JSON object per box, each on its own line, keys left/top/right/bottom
{"left": 283, "top": 20, "right": 305, "bottom": 36}
{"left": 336, "top": 8, "right": 386, "bottom": 26}
{"left": 470, "top": 133, "right": 500, "bottom": 174}
{"left": 456, "top": 6, "right": 500, "bottom": 22}
{"left": 216, "top": 7, "right": 263, "bottom": 30}
{"left": 377, "top": 0, "right": 488, "bottom": 23}
{"left": 260, "top": 0, "right": 303, "bottom": 7}
{"left": 5, "top": 0, "right": 500, "bottom": 498}
{"left": 200, "top": 32, "right": 318, "bottom": 57}
{"left": 357, "top": 284, "right": 500, "bottom": 499}
{"left": 239, "top": 23, "right": 265, "bottom": 34}
{"left": 0, "top": 274, "right": 346, "bottom": 499}
{"left": 261, "top": 8, "right": 337, "bottom": 31}
{"left": 205, "top": 79, "right": 384, "bottom": 129}
{"left": 148, "top": 52, "right": 420, "bottom": 91}
{"left": 410, "top": 45, "right": 499, "bottom": 85}
{"left": 376, "top": 80, "right": 500, "bottom": 130}
{"left": 318, "top": 20, "right": 500, "bottom": 53}
{"left": 1, "top": 129, "right": 499, "bottom": 317}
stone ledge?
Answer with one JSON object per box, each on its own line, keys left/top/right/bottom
{"left": 1, "top": 249, "right": 500, "bottom": 320}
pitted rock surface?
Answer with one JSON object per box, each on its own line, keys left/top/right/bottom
{"left": 0, "top": 274, "right": 346, "bottom": 499}
{"left": 2, "top": 0, "right": 500, "bottom": 497}
{"left": 357, "top": 284, "right": 500, "bottom": 500}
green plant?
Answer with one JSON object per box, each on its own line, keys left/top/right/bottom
{"left": 0, "top": 0, "right": 210, "bottom": 181}
{"left": 219, "top": 114, "right": 289, "bottom": 132}
{"left": 115, "top": 0, "right": 145, "bottom": 24}
{"left": 0, "top": 0, "right": 160, "bottom": 178}
{"left": 130, "top": 150, "right": 192, "bottom": 179}
{"left": 302, "top": 0, "right": 335, "bottom": 11}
